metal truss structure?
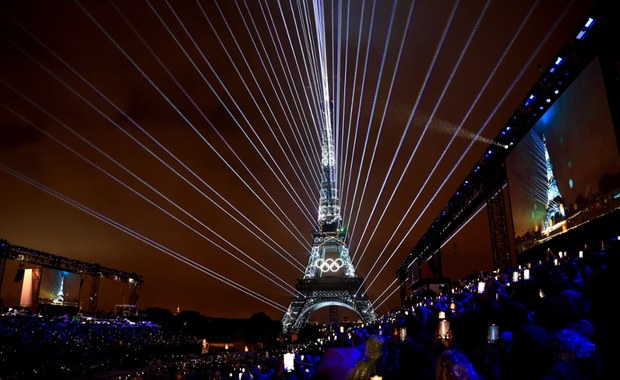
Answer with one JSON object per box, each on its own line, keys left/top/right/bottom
{"left": 0, "top": 239, "right": 142, "bottom": 313}
{"left": 487, "top": 181, "right": 512, "bottom": 270}
{"left": 397, "top": 4, "right": 608, "bottom": 290}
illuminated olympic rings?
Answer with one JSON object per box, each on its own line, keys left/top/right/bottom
{"left": 315, "top": 258, "right": 344, "bottom": 272}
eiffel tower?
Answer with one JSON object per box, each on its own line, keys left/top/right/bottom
{"left": 541, "top": 134, "right": 566, "bottom": 234}
{"left": 280, "top": 108, "right": 377, "bottom": 335}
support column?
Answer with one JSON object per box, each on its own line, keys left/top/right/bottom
{"left": 0, "top": 257, "right": 5, "bottom": 298}
{"left": 129, "top": 284, "right": 139, "bottom": 305}
{"left": 487, "top": 174, "right": 513, "bottom": 270}
{"left": 89, "top": 276, "right": 99, "bottom": 314}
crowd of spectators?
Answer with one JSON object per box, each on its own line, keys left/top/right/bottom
{"left": 0, "top": 312, "right": 202, "bottom": 379}
{"left": 0, "top": 238, "right": 615, "bottom": 379}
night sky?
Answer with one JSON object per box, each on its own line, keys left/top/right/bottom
{"left": 0, "top": 0, "right": 597, "bottom": 320}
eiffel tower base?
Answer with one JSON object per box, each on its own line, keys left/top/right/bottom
{"left": 281, "top": 277, "right": 377, "bottom": 335}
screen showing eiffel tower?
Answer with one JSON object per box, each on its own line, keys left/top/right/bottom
{"left": 38, "top": 268, "right": 81, "bottom": 307}
{"left": 506, "top": 56, "right": 620, "bottom": 253}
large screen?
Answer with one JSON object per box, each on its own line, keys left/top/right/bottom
{"left": 506, "top": 56, "right": 620, "bottom": 253}
{"left": 38, "top": 268, "right": 82, "bottom": 307}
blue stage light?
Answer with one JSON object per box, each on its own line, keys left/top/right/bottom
{"left": 575, "top": 18, "right": 594, "bottom": 41}
{"left": 524, "top": 94, "right": 535, "bottom": 107}
{"left": 555, "top": 57, "right": 564, "bottom": 66}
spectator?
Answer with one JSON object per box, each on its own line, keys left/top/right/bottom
{"left": 436, "top": 348, "right": 483, "bottom": 380}
{"left": 347, "top": 334, "right": 388, "bottom": 380}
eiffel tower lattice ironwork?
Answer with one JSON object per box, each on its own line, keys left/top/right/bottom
{"left": 280, "top": 112, "right": 377, "bottom": 336}
{"left": 541, "top": 134, "right": 566, "bottom": 234}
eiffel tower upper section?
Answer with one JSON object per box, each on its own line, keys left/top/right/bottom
{"left": 317, "top": 110, "right": 341, "bottom": 233}
{"left": 303, "top": 99, "right": 357, "bottom": 281}
{"left": 280, "top": 112, "right": 378, "bottom": 332}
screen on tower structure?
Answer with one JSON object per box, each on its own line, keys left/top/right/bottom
{"left": 505, "top": 56, "right": 620, "bottom": 254}
{"left": 38, "top": 268, "right": 81, "bottom": 307}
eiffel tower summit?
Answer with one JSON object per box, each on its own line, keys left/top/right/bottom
{"left": 280, "top": 107, "right": 378, "bottom": 335}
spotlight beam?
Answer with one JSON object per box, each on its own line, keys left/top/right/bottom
{"left": 286, "top": 0, "right": 323, "bottom": 119}
{"left": 233, "top": 0, "right": 322, "bottom": 178}
{"left": 220, "top": 0, "right": 323, "bottom": 182}
{"left": 0, "top": 164, "right": 288, "bottom": 313}
{"left": 351, "top": 0, "right": 464, "bottom": 273}
{"left": 335, "top": 0, "right": 349, "bottom": 196}
{"left": 1, "top": 30, "right": 307, "bottom": 271}
{"left": 257, "top": 0, "right": 323, "bottom": 143}
{"left": 342, "top": 0, "right": 377, "bottom": 229}
{"left": 340, "top": 0, "right": 367, "bottom": 216}
{"left": 142, "top": 0, "right": 317, "bottom": 232}
{"left": 361, "top": 0, "right": 537, "bottom": 293}
{"left": 374, "top": 202, "right": 488, "bottom": 309}
{"left": 439, "top": 203, "right": 488, "bottom": 251}
{"left": 187, "top": 0, "right": 319, "bottom": 216}
{"left": 371, "top": 278, "right": 400, "bottom": 311}
{"left": 343, "top": 0, "right": 415, "bottom": 262}
{"left": 345, "top": 0, "right": 398, "bottom": 250}
{"left": 245, "top": 2, "right": 321, "bottom": 171}
{"left": 363, "top": 0, "right": 573, "bottom": 297}
{"left": 73, "top": 1, "right": 313, "bottom": 254}
{"left": 0, "top": 94, "right": 301, "bottom": 295}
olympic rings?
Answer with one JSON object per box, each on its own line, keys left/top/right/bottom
{"left": 315, "top": 258, "right": 344, "bottom": 272}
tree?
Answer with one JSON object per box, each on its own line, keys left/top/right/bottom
{"left": 245, "top": 312, "right": 280, "bottom": 345}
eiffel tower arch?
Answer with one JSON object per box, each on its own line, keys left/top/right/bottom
{"left": 281, "top": 227, "right": 377, "bottom": 334}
